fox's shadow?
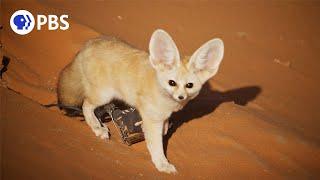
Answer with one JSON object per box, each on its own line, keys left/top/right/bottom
{"left": 163, "top": 83, "right": 262, "bottom": 154}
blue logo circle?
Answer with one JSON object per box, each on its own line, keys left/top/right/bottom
{"left": 10, "top": 10, "right": 35, "bottom": 35}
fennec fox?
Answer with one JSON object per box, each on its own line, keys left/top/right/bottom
{"left": 58, "top": 29, "right": 224, "bottom": 173}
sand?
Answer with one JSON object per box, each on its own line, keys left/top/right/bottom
{"left": 1, "top": 0, "right": 320, "bottom": 179}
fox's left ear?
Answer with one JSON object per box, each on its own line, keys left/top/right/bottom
{"left": 187, "top": 38, "right": 224, "bottom": 83}
{"left": 149, "top": 29, "right": 181, "bottom": 71}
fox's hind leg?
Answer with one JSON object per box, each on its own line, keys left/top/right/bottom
{"left": 83, "top": 99, "right": 109, "bottom": 139}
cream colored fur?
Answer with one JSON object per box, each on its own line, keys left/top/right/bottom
{"left": 57, "top": 29, "right": 224, "bottom": 173}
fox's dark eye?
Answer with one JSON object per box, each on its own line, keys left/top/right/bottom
{"left": 168, "top": 80, "right": 176, "bottom": 86}
{"left": 186, "top": 83, "right": 193, "bottom": 88}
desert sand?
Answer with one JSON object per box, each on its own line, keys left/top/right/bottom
{"left": 1, "top": 0, "right": 320, "bottom": 179}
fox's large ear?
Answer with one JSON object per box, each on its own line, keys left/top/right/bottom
{"left": 187, "top": 38, "right": 224, "bottom": 83}
{"left": 149, "top": 29, "right": 180, "bottom": 70}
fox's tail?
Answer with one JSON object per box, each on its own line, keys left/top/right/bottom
{"left": 57, "top": 60, "right": 84, "bottom": 110}
{"left": 42, "top": 102, "right": 83, "bottom": 117}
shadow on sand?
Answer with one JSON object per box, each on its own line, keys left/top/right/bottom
{"left": 163, "top": 83, "right": 262, "bottom": 155}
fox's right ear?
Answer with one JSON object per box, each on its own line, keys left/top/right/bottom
{"left": 149, "top": 29, "right": 180, "bottom": 70}
{"left": 187, "top": 38, "right": 224, "bottom": 83}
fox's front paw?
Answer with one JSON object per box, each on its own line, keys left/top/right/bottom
{"left": 155, "top": 161, "right": 177, "bottom": 174}
{"left": 92, "top": 126, "right": 110, "bottom": 140}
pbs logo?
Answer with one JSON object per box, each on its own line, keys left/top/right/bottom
{"left": 10, "top": 10, "right": 35, "bottom": 35}
{"left": 10, "top": 9, "right": 69, "bottom": 35}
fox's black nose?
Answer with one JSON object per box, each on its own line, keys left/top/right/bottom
{"left": 178, "top": 95, "right": 184, "bottom": 100}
